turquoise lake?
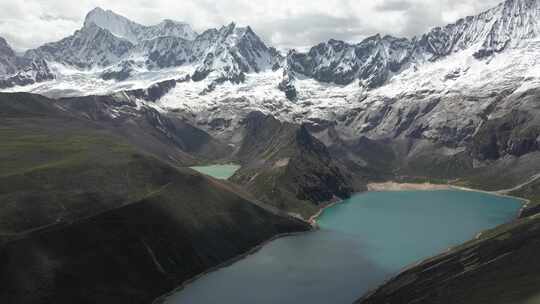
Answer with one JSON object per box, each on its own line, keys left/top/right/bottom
{"left": 165, "top": 190, "right": 523, "bottom": 304}
{"left": 190, "top": 164, "right": 241, "bottom": 179}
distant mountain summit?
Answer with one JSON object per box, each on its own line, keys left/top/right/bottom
{"left": 415, "top": 0, "right": 540, "bottom": 60}
{"left": 11, "top": 9, "right": 278, "bottom": 85}
{"left": 190, "top": 22, "right": 279, "bottom": 83}
{"left": 0, "top": 37, "right": 54, "bottom": 88}
{"left": 25, "top": 22, "right": 134, "bottom": 68}
{"left": 84, "top": 7, "right": 198, "bottom": 43}
{"left": 0, "top": 37, "right": 18, "bottom": 75}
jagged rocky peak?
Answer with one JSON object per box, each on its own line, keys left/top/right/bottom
{"left": 192, "top": 22, "right": 278, "bottom": 82}
{"left": 0, "top": 37, "right": 55, "bottom": 89}
{"left": 415, "top": 0, "right": 540, "bottom": 60}
{"left": 133, "top": 36, "right": 192, "bottom": 69}
{"left": 286, "top": 0, "right": 540, "bottom": 88}
{"left": 0, "top": 37, "right": 16, "bottom": 59}
{"left": 84, "top": 7, "right": 142, "bottom": 43}
{"left": 84, "top": 7, "right": 197, "bottom": 43}
{"left": 0, "top": 37, "right": 18, "bottom": 75}
{"left": 481, "top": 0, "right": 540, "bottom": 52}
{"left": 25, "top": 22, "right": 134, "bottom": 68}
{"left": 0, "top": 58, "right": 55, "bottom": 89}
{"left": 286, "top": 34, "right": 413, "bottom": 87}
{"left": 139, "top": 18, "right": 197, "bottom": 42}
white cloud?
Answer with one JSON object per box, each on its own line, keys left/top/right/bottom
{"left": 0, "top": 0, "right": 504, "bottom": 51}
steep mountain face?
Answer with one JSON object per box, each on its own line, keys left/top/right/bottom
{"left": 287, "top": 0, "right": 540, "bottom": 88}
{"left": 287, "top": 35, "right": 413, "bottom": 88}
{"left": 0, "top": 37, "right": 18, "bottom": 75}
{"left": 0, "top": 37, "right": 55, "bottom": 89}
{"left": 25, "top": 22, "right": 134, "bottom": 68}
{"left": 14, "top": 11, "right": 278, "bottom": 86}
{"left": 132, "top": 36, "right": 192, "bottom": 69}
{"left": 230, "top": 111, "right": 359, "bottom": 219}
{"left": 84, "top": 7, "right": 197, "bottom": 43}
{"left": 122, "top": 21, "right": 278, "bottom": 80}
{"left": 191, "top": 23, "right": 278, "bottom": 83}
{"left": 415, "top": 0, "right": 540, "bottom": 60}
{"left": 0, "top": 58, "right": 55, "bottom": 89}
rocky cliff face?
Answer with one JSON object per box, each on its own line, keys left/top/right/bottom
{"left": 25, "top": 22, "right": 134, "bottom": 68}
{"left": 0, "top": 37, "right": 18, "bottom": 76}
{"left": 16, "top": 11, "right": 279, "bottom": 85}
{"left": 190, "top": 23, "right": 278, "bottom": 83}
{"left": 286, "top": 35, "right": 413, "bottom": 88}
{"left": 230, "top": 111, "right": 357, "bottom": 218}
{"left": 0, "top": 58, "right": 55, "bottom": 89}
{"left": 0, "top": 37, "right": 55, "bottom": 89}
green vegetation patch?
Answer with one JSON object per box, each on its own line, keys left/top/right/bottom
{"left": 0, "top": 117, "right": 171, "bottom": 235}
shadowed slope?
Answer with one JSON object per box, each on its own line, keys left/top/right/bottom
{"left": 0, "top": 93, "right": 309, "bottom": 304}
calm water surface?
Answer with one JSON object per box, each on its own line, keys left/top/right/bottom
{"left": 190, "top": 164, "right": 241, "bottom": 180}
{"left": 165, "top": 190, "right": 522, "bottom": 304}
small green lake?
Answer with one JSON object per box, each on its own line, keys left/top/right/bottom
{"left": 165, "top": 189, "right": 523, "bottom": 304}
{"left": 190, "top": 164, "right": 241, "bottom": 180}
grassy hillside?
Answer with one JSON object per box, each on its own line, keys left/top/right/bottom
{"left": 0, "top": 97, "right": 167, "bottom": 235}
{"left": 0, "top": 93, "right": 310, "bottom": 304}
{"left": 59, "top": 93, "right": 232, "bottom": 166}
{"left": 357, "top": 213, "right": 540, "bottom": 304}
{"left": 0, "top": 159, "right": 309, "bottom": 304}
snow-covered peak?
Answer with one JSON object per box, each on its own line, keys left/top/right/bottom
{"left": 152, "top": 19, "right": 197, "bottom": 40}
{"left": 138, "top": 19, "right": 197, "bottom": 42}
{"left": 286, "top": 0, "right": 540, "bottom": 88}
{"left": 480, "top": 0, "right": 540, "bottom": 53}
{"left": 414, "top": 0, "right": 540, "bottom": 60}
{"left": 25, "top": 22, "right": 134, "bottom": 68}
{"left": 0, "top": 37, "right": 18, "bottom": 75}
{"left": 84, "top": 7, "right": 140, "bottom": 42}
{"left": 84, "top": 7, "right": 197, "bottom": 43}
{"left": 191, "top": 22, "right": 278, "bottom": 82}
{"left": 286, "top": 34, "right": 413, "bottom": 87}
{"left": 0, "top": 37, "right": 16, "bottom": 59}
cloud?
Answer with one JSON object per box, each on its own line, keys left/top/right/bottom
{"left": 0, "top": 0, "right": 505, "bottom": 51}
{"left": 375, "top": 0, "right": 413, "bottom": 12}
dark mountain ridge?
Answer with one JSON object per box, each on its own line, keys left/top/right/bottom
{"left": 0, "top": 92, "right": 310, "bottom": 304}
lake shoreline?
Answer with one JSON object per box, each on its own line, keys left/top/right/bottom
{"left": 154, "top": 180, "right": 529, "bottom": 304}
{"left": 152, "top": 230, "right": 312, "bottom": 304}
{"left": 308, "top": 199, "right": 343, "bottom": 226}
{"left": 307, "top": 181, "right": 530, "bottom": 228}
{"left": 366, "top": 181, "right": 530, "bottom": 216}
{"left": 367, "top": 182, "right": 450, "bottom": 191}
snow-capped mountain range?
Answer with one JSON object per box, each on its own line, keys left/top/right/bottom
{"left": 1, "top": 0, "right": 537, "bottom": 88}
{"left": 13, "top": 7, "right": 279, "bottom": 89}
{"left": 1, "top": 0, "right": 537, "bottom": 91}
{"left": 1, "top": 0, "right": 540, "bottom": 146}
